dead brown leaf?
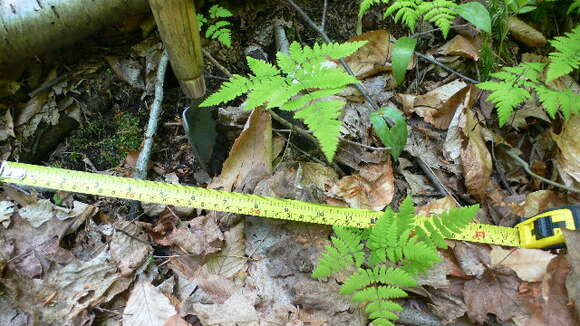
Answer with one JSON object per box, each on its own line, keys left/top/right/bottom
{"left": 491, "top": 247, "right": 556, "bottom": 282}
{"left": 464, "top": 266, "right": 524, "bottom": 324}
{"left": 327, "top": 159, "right": 395, "bottom": 210}
{"left": 508, "top": 17, "right": 547, "bottom": 47}
{"left": 461, "top": 109, "right": 492, "bottom": 200}
{"left": 563, "top": 229, "right": 580, "bottom": 315}
{"left": 110, "top": 221, "right": 153, "bottom": 276}
{"left": 105, "top": 56, "right": 145, "bottom": 89}
{"left": 416, "top": 196, "right": 457, "bottom": 217}
{"left": 551, "top": 114, "right": 580, "bottom": 189}
{"left": 123, "top": 281, "right": 177, "bottom": 326}
{"left": 510, "top": 190, "right": 567, "bottom": 217}
{"left": 342, "top": 30, "right": 397, "bottom": 79}
{"left": 518, "top": 256, "right": 577, "bottom": 326}
{"left": 437, "top": 35, "right": 480, "bottom": 61}
{"left": 210, "top": 107, "right": 272, "bottom": 192}
{"left": 154, "top": 215, "right": 223, "bottom": 257}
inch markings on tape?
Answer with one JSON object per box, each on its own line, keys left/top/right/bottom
{"left": 0, "top": 161, "right": 521, "bottom": 247}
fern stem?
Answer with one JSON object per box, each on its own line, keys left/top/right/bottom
{"left": 202, "top": 48, "right": 232, "bottom": 78}
{"left": 505, "top": 149, "right": 580, "bottom": 194}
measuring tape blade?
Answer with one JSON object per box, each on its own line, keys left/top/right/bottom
{"left": 0, "top": 161, "right": 520, "bottom": 247}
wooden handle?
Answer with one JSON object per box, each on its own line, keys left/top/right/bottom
{"left": 148, "top": 0, "right": 205, "bottom": 98}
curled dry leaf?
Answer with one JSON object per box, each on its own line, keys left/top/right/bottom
{"left": 210, "top": 107, "right": 272, "bottom": 192}
{"left": 437, "top": 35, "right": 480, "bottom": 61}
{"left": 327, "top": 159, "right": 395, "bottom": 211}
{"left": 204, "top": 222, "right": 247, "bottom": 279}
{"left": 123, "top": 281, "right": 177, "bottom": 326}
{"left": 461, "top": 109, "right": 492, "bottom": 200}
{"left": 551, "top": 114, "right": 580, "bottom": 189}
{"left": 490, "top": 247, "right": 555, "bottom": 282}
{"left": 0, "top": 106, "right": 15, "bottom": 141}
{"left": 416, "top": 196, "right": 457, "bottom": 217}
{"left": 399, "top": 79, "right": 468, "bottom": 129}
{"left": 508, "top": 17, "right": 547, "bottom": 47}
{"left": 342, "top": 30, "right": 396, "bottom": 79}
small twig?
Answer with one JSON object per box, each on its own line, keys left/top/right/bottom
{"left": 204, "top": 72, "right": 229, "bottom": 80}
{"left": 321, "top": 0, "right": 328, "bottom": 31}
{"left": 274, "top": 128, "right": 391, "bottom": 151}
{"left": 491, "top": 142, "right": 514, "bottom": 196}
{"left": 114, "top": 227, "right": 155, "bottom": 246}
{"left": 275, "top": 22, "right": 290, "bottom": 54}
{"left": 202, "top": 48, "right": 233, "bottom": 78}
{"left": 504, "top": 149, "right": 580, "bottom": 194}
{"left": 129, "top": 51, "right": 169, "bottom": 219}
{"left": 134, "top": 51, "right": 169, "bottom": 180}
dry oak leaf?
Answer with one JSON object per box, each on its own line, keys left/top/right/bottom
{"left": 460, "top": 108, "right": 492, "bottom": 201}
{"left": 123, "top": 281, "right": 177, "bottom": 326}
{"left": 551, "top": 114, "right": 580, "bottom": 189}
{"left": 491, "top": 247, "right": 556, "bottom": 282}
{"left": 342, "top": 30, "right": 397, "bottom": 79}
{"left": 518, "top": 256, "right": 577, "bottom": 326}
{"left": 210, "top": 107, "right": 272, "bottom": 192}
{"left": 110, "top": 221, "right": 153, "bottom": 276}
{"left": 464, "top": 266, "right": 525, "bottom": 324}
{"left": 436, "top": 34, "right": 480, "bottom": 61}
{"left": 327, "top": 159, "right": 395, "bottom": 211}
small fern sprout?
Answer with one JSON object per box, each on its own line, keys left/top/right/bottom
{"left": 198, "top": 4, "right": 234, "bottom": 47}
{"left": 312, "top": 196, "right": 479, "bottom": 326}
{"left": 200, "top": 41, "right": 367, "bottom": 161}
{"left": 418, "top": 0, "right": 458, "bottom": 38}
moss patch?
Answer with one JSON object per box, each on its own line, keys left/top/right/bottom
{"left": 67, "top": 111, "right": 142, "bottom": 169}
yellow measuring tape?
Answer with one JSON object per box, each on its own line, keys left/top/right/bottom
{"left": 0, "top": 161, "right": 544, "bottom": 248}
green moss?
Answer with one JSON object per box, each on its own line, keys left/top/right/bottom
{"left": 68, "top": 112, "right": 142, "bottom": 169}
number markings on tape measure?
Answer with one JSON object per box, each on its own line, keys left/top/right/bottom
{"left": 0, "top": 161, "right": 521, "bottom": 246}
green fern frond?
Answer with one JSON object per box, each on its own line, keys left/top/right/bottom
{"left": 385, "top": 0, "right": 421, "bottom": 33}
{"left": 478, "top": 60, "right": 579, "bottom": 126}
{"left": 546, "top": 25, "right": 580, "bottom": 81}
{"left": 201, "top": 41, "right": 366, "bottom": 160}
{"left": 418, "top": 0, "right": 458, "bottom": 38}
{"left": 312, "top": 196, "right": 479, "bottom": 326}
{"left": 311, "top": 226, "right": 364, "bottom": 278}
{"left": 359, "top": 0, "right": 385, "bottom": 17}
{"left": 208, "top": 4, "right": 233, "bottom": 18}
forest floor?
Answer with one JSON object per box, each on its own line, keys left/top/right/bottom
{"left": 0, "top": 0, "right": 578, "bottom": 325}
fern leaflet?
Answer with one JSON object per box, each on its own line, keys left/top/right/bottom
{"left": 311, "top": 227, "right": 364, "bottom": 278}
{"left": 546, "top": 25, "right": 580, "bottom": 81}
{"left": 385, "top": 0, "right": 422, "bottom": 33}
{"left": 418, "top": 0, "right": 458, "bottom": 38}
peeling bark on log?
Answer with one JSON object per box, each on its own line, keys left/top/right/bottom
{"left": 0, "top": 0, "right": 150, "bottom": 70}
